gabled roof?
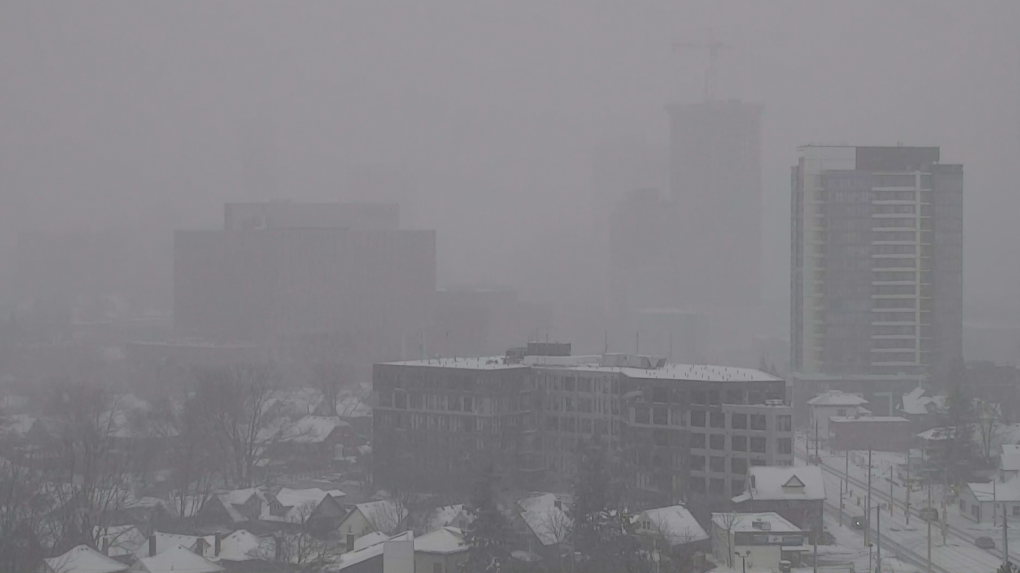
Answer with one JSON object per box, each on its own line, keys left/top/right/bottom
{"left": 261, "top": 488, "right": 345, "bottom": 523}
{"left": 711, "top": 512, "right": 801, "bottom": 533}
{"left": 44, "top": 544, "right": 130, "bottom": 573}
{"left": 740, "top": 466, "right": 826, "bottom": 501}
{"left": 336, "top": 532, "right": 413, "bottom": 570}
{"left": 807, "top": 390, "right": 868, "bottom": 407}
{"left": 517, "top": 493, "right": 572, "bottom": 546}
{"left": 130, "top": 545, "right": 224, "bottom": 573}
{"left": 900, "top": 386, "right": 947, "bottom": 416}
{"left": 414, "top": 527, "right": 468, "bottom": 554}
{"left": 146, "top": 532, "right": 215, "bottom": 559}
{"left": 217, "top": 530, "right": 263, "bottom": 562}
{"left": 967, "top": 478, "right": 1020, "bottom": 503}
{"left": 424, "top": 504, "right": 470, "bottom": 531}
{"left": 632, "top": 505, "right": 709, "bottom": 546}
{"left": 353, "top": 500, "right": 407, "bottom": 533}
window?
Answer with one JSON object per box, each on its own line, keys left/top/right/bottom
{"left": 710, "top": 456, "right": 726, "bottom": 472}
{"left": 732, "top": 435, "right": 747, "bottom": 452}
{"left": 653, "top": 406, "right": 668, "bottom": 425}
{"left": 725, "top": 390, "right": 743, "bottom": 404}
{"left": 690, "top": 433, "right": 706, "bottom": 449}
{"left": 692, "top": 390, "right": 706, "bottom": 405}
{"left": 777, "top": 438, "right": 792, "bottom": 454}
{"left": 1014, "top": 506, "right": 1020, "bottom": 517}
{"left": 709, "top": 391, "right": 721, "bottom": 406}
{"left": 750, "top": 458, "right": 766, "bottom": 467}
{"left": 778, "top": 416, "right": 792, "bottom": 432}
{"left": 732, "top": 458, "right": 748, "bottom": 475}
{"left": 653, "top": 429, "right": 668, "bottom": 447}
{"left": 750, "top": 415, "right": 767, "bottom": 431}
{"left": 710, "top": 478, "right": 726, "bottom": 495}
{"left": 578, "top": 377, "right": 592, "bottom": 393}
{"left": 691, "top": 410, "right": 706, "bottom": 427}
{"left": 710, "top": 434, "right": 725, "bottom": 451}
{"left": 652, "top": 387, "right": 668, "bottom": 403}
{"left": 563, "top": 378, "right": 575, "bottom": 392}
{"left": 580, "top": 418, "right": 593, "bottom": 434}
{"left": 732, "top": 480, "right": 745, "bottom": 496}
{"left": 690, "top": 455, "right": 705, "bottom": 471}
{"left": 751, "top": 437, "right": 766, "bottom": 453}
{"left": 545, "top": 416, "right": 558, "bottom": 431}
{"left": 710, "top": 412, "right": 725, "bottom": 428}
{"left": 635, "top": 406, "right": 650, "bottom": 424}
{"left": 731, "top": 413, "right": 747, "bottom": 429}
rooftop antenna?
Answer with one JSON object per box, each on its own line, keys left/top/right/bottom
{"left": 673, "top": 29, "right": 730, "bottom": 102}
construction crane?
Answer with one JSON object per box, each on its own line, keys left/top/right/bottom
{"left": 672, "top": 31, "right": 730, "bottom": 102}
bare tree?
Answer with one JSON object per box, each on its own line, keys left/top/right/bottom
{"left": 0, "top": 457, "right": 45, "bottom": 572}
{"left": 975, "top": 400, "right": 1000, "bottom": 464}
{"left": 41, "top": 381, "right": 131, "bottom": 551}
{"left": 312, "top": 361, "right": 345, "bottom": 418}
{"left": 192, "top": 363, "right": 284, "bottom": 488}
{"left": 165, "top": 389, "right": 218, "bottom": 520}
{"left": 268, "top": 501, "right": 344, "bottom": 571}
{"left": 715, "top": 513, "right": 741, "bottom": 568}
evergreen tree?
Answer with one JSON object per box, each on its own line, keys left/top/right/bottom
{"left": 464, "top": 464, "right": 513, "bottom": 573}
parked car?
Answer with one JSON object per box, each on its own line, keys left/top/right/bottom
{"left": 975, "top": 536, "right": 996, "bottom": 550}
{"left": 919, "top": 507, "right": 939, "bottom": 521}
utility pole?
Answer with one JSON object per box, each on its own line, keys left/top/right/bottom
{"left": 927, "top": 485, "right": 933, "bottom": 573}
{"left": 866, "top": 449, "right": 872, "bottom": 547}
{"left": 876, "top": 504, "right": 882, "bottom": 573}
{"left": 906, "top": 451, "right": 911, "bottom": 525}
{"left": 814, "top": 419, "right": 820, "bottom": 461}
{"left": 1004, "top": 501, "right": 1010, "bottom": 573}
{"left": 814, "top": 500, "right": 820, "bottom": 573}
{"left": 890, "top": 465, "right": 894, "bottom": 517}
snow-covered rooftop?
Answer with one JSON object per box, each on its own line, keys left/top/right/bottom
{"left": 517, "top": 493, "right": 572, "bottom": 546}
{"left": 355, "top": 500, "right": 407, "bottom": 533}
{"left": 829, "top": 415, "right": 910, "bottom": 423}
{"left": 711, "top": 512, "right": 801, "bottom": 533}
{"left": 278, "top": 416, "right": 349, "bottom": 444}
{"left": 147, "top": 531, "right": 215, "bottom": 558}
{"left": 967, "top": 478, "right": 1020, "bottom": 503}
{"left": 93, "top": 525, "right": 146, "bottom": 558}
{"left": 216, "top": 530, "right": 262, "bottom": 562}
{"left": 336, "top": 532, "right": 413, "bottom": 570}
{"left": 742, "top": 466, "right": 826, "bottom": 502}
{"left": 262, "top": 488, "right": 344, "bottom": 523}
{"left": 807, "top": 390, "right": 869, "bottom": 407}
{"left": 131, "top": 545, "right": 224, "bottom": 573}
{"left": 415, "top": 527, "right": 468, "bottom": 554}
{"left": 425, "top": 504, "right": 469, "bottom": 531}
{"left": 632, "top": 505, "right": 708, "bottom": 546}
{"left": 44, "top": 544, "right": 130, "bottom": 573}
{"left": 382, "top": 357, "right": 527, "bottom": 370}
{"left": 900, "top": 386, "right": 946, "bottom": 415}
{"left": 353, "top": 531, "right": 389, "bottom": 552}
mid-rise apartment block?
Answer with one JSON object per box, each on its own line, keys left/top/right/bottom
{"left": 372, "top": 343, "right": 793, "bottom": 504}
{"left": 791, "top": 146, "right": 963, "bottom": 407}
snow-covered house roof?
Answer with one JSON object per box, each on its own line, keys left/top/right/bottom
{"left": 424, "top": 504, "right": 471, "bottom": 531}
{"left": 278, "top": 416, "right": 349, "bottom": 444}
{"left": 206, "top": 488, "right": 266, "bottom": 523}
{"left": 262, "top": 487, "right": 345, "bottom": 523}
{"left": 354, "top": 500, "right": 407, "bottom": 533}
{"left": 738, "top": 466, "right": 826, "bottom": 502}
{"left": 353, "top": 531, "right": 390, "bottom": 552}
{"left": 807, "top": 390, "right": 868, "bottom": 407}
{"left": 129, "top": 545, "right": 224, "bottom": 573}
{"left": 632, "top": 505, "right": 709, "bottom": 546}
{"left": 146, "top": 531, "right": 216, "bottom": 559}
{"left": 216, "top": 530, "right": 263, "bottom": 562}
{"left": 711, "top": 512, "right": 801, "bottom": 534}
{"left": 900, "top": 386, "right": 947, "bottom": 416}
{"left": 44, "top": 544, "right": 130, "bottom": 573}
{"left": 335, "top": 532, "right": 414, "bottom": 570}
{"left": 415, "top": 527, "right": 468, "bottom": 554}
{"left": 966, "top": 478, "right": 1020, "bottom": 503}
{"left": 517, "top": 493, "right": 572, "bottom": 546}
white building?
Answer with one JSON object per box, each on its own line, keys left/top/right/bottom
{"left": 806, "top": 390, "right": 868, "bottom": 439}
{"left": 711, "top": 512, "right": 805, "bottom": 571}
{"left": 960, "top": 478, "right": 1020, "bottom": 523}
{"left": 631, "top": 505, "right": 709, "bottom": 548}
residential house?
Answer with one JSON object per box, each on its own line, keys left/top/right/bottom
{"left": 262, "top": 487, "right": 346, "bottom": 532}
{"left": 414, "top": 527, "right": 469, "bottom": 573}
{"left": 960, "top": 479, "right": 1020, "bottom": 523}
{"left": 999, "top": 445, "right": 1020, "bottom": 482}
{"left": 195, "top": 489, "right": 266, "bottom": 527}
{"left": 330, "top": 531, "right": 415, "bottom": 573}
{"left": 337, "top": 500, "right": 408, "bottom": 550}
{"left": 44, "top": 545, "right": 130, "bottom": 573}
{"left": 129, "top": 545, "right": 224, "bottom": 573}
{"left": 898, "top": 386, "right": 947, "bottom": 432}
{"left": 806, "top": 391, "right": 868, "bottom": 440}
{"left": 513, "top": 494, "right": 572, "bottom": 561}
{"left": 423, "top": 505, "right": 472, "bottom": 533}
{"left": 732, "top": 466, "right": 825, "bottom": 533}
{"left": 268, "top": 415, "right": 358, "bottom": 471}
{"left": 92, "top": 525, "right": 147, "bottom": 560}
{"left": 631, "top": 505, "right": 709, "bottom": 552}
{"left": 711, "top": 512, "right": 806, "bottom": 571}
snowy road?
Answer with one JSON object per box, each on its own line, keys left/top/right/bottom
{"left": 797, "top": 443, "right": 1006, "bottom": 573}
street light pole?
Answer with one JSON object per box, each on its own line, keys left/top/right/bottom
{"left": 876, "top": 504, "right": 882, "bottom": 573}
{"left": 866, "top": 449, "right": 873, "bottom": 547}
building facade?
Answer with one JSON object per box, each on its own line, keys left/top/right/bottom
{"left": 373, "top": 345, "right": 793, "bottom": 503}
{"left": 791, "top": 146, "right": 963, "bottom": 396}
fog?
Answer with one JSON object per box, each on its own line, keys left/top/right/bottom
{"left": 4, "top": 3, "right": 1020, "bottom": 571}
{"left": 3, "top": 1, "right": 1018, "bottom": 317}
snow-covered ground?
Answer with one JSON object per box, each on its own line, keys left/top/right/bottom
{"left": 795, "top": 432, "right": 1012, "bottom": 573}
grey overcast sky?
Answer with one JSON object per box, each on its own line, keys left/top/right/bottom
{"left": 1, "top": 1, "right": 1018, "bottom": 318}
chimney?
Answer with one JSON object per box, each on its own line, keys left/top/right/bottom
{"left": 148, "top": 534, "right": 156, "bottom": 557}
{"left": 101, "top": 536, "right": 110, "bottom": 556}
{"left": 215, "top": 533, "right": 222, "bottom": 557}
